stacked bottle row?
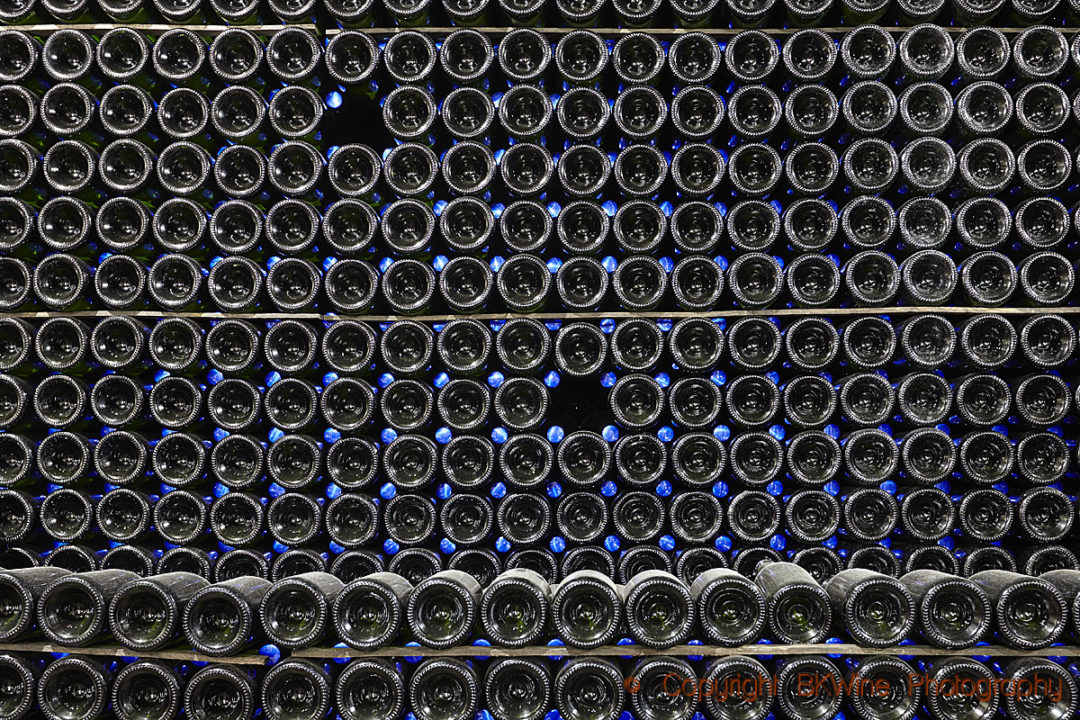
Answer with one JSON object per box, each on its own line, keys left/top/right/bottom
{"left": 5, "top": 649, "right": 1077, "bottom": 720}
{"left": 4, "top": 0, "right": 1080, "bottom": 28}
{"left": 2, "top": 315, "right": 1077, "bottom": 577}
{"left": 5, "top": 238, "right": 1077, "bottom": 312}
{"left": 5, "top": 29, "right": 1080, "bottom": 284}
{"left": 2, "top": 313, "right": 1077, "bottom": 459}
{"left": 5, "top": 492, "right": 1080, "bottom": 586}
{"left": 5, "top": 564, "right": 1080, "bottom": 653}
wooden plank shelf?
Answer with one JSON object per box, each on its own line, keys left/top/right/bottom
{"left": 0, "top": 642, "right": 270, "bottom": 664}
{"left": 290, "top": 643, "right": 1080, "bottom": 659}
{"left": 3, "top": 641, "right": 1077, "bottom": 663}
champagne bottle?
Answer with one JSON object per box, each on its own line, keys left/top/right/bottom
{"left": 109, "top": 572, "right": 210, "bottom": 651}
{"left": 334, "top": 659, "right": 404, "bottom": 720}
{"left": 183, "top": 665, "right": 259, "bottom": 720}
{"left": 554, "top": 659, "right": 625, "bottom": 720}
{"left": 551, "top": 570, "right": 623, "bottom": 649}
{"left": 823, "top": 568, "right": 914, "bottom": 647}
{"left": 37, "top": 656, "right": 111, "bottom": 720}
{"left": 484, "top": 658, "right": 551, "bottom": 720}
{"left": 480, "top": 568, "right": 550, "bottom": 648}
{"left": 37, "top": 568, "right": 140, "bottom": 646}
{"left": 845, "top": 656, "right": 921, "bottom": 720}
{"left": 900, "top": 568, "right": 991, "bottom": 649}
{"left": 0, "top": 566, "right": 70, "bottom": 641}
{"left": 690, "top": 568, "right": 766, "bottom": 646}
{"left": 968, "top": 570, "right": 1066, "bottom": 649}
{"left": 774, "top": 655, "right": 842, "bottom": 720}
{"left": 259, "top": 572, "right": 344, "bottom": 650}
{"left": 755, "top": 561, "right": 832, "bottom": 644}
{"left": 408, "top": 659, "right": 479, "bottom": 720}
{"left": 406, "top": 569, "right": 482, "bottom": 649}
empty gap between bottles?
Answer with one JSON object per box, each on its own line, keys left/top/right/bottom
{"left": 0, "top": 306, "right": 1076, "bottom": 323}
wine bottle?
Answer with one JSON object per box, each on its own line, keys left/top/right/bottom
{"left": 484, "top": 658, "right": 551, "bottom": 720}
{"left": 754, "top": 561, "right": 832, "bottom": 644}
{"left": 1019, "top": 314, "right": 1075, "bottom": 368}
{"left": 784, "top": 490, "right": 840, "bottom": 544}
{"left": 37, "top": 568, "right": 141, "bottom": 646}
{"left": 109, "top": 571, "right": 210, "bottom": 651}
{"left": 324, "top": 493, "right": 377, "bottom": 549}
{"left": 259, "top": 572, "right": 344, "bottom": 650}
{"left": 96, "top": 488, "right": 152, "bottom": 543}
{"left": 1017, "top": 487, "right": 1074, "bottom": 541}
{"left": 157, "top": 547, "right": 213, "bottom": 580}
{"left": 408, "top": 659, "right": 479, "bottom": 720}
{"left": 39, "top": 489, "right": 93, "bottom": 542}
{"left": 842, "top": 488, "right": 898, "bottom": 541}
{"left": 508, "top": 550, "right": 558, "bottom": 585}
{"left": 183, "top": 665, "right": 259, "bottom": 720}
{"left": 845, "top": 655, "right": 921, "bottom": 720}
{"left": 823, "top": 568, "right": 914, "bottom": 647}
{"left": 900, "top": 568, "right": 991, "bottom": 649}
{"left": 690, "top": 567, "right": 766, "bottom": 646}
{"left": 669, "top": 490, "right": 722, "bottom": 546}
{"left": 0, "top": 566, "right": 71, "bottom": 641}
{"left": 183, "top": 576, "right": 272, "bottom": 657}
{"left": 622, "top": 570, "right": 693, "bottom": 648}
{"left": 480, "top": 568, "right": 550, "bottom": 648}
{"left": 37, "top": 656, "right": 111, "bottom": 720}
{"left": 1001, "top": 657, "right": 1078, "bottom": 720}
{"left": 406, "top": 569, "right": 482, "bottom": 649}
{"left": 699, "top": 656, "right": 774, "bottom": 720}
{"left": 261, "top": 659, "right": 332, "bottom": 720}
{"left": 111, "top": 660, "right": 184, "bottom": 720}
{"left": 551, "top": 570, "right": 623, "bottom": 649}
{"left": 334, "top": 658, "right": 404, "bottom": 720}
{"left": 382, "top": 493, "right": 436, "bottom": 548}
{"left": 899, "top": 488, "right": 954, "bottom": 542}
{"left": 727, "top": 491, "right": 781, "bottom": 544}
{"left": 774, "top": 655, "right": 843, "bottom": 720}
{"left": 441, "top": 435, "right": 494, "bottom": 490}
{"left": 498, "top": 493, "right": 552, "bottom": 545}
{"left": 1038, "top": 568, "right": 1080, "bottom": 639}
{"left": 554, "top": 659, "right": 625, "bottom": 720}
{"left": 968, "top": 570, "right": 1066, "bottom": 649}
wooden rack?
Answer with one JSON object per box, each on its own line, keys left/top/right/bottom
{"left": 3, "top": 641, "right": 1079, "bottom": 664}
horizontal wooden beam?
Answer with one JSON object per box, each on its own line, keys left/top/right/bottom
{"left": 290, "top": 643, "right": 1080, "bottom": 659}
{"left": 0, "top": 642, "right": 269, "bottom": 664}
